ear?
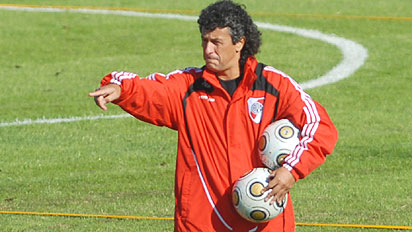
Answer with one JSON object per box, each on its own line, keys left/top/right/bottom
{"left": 235, "top": 37, "right": 246, "bottom": 53}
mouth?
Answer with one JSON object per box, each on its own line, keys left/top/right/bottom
{"left": 205, "top": 56, "right": 218, "bottom": 63}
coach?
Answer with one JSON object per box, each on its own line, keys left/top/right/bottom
{"left": 89, "top": 1, "right": 338, "bottom": 231}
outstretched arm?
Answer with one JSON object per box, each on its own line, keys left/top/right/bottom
{"left": 88, "top": 84, "right": 121, "bottom": 111}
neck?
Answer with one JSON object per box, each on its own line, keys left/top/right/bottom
{"left": 216, "top": 65, "right": 241, "bottom": 81}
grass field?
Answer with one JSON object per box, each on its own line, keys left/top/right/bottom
{"left": 0, "top": 0, "right": 411, "bottom": 231}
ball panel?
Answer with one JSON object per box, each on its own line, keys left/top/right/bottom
{"left": 232, "top": 189, "right": 240, "bottom": 206}
{"left": 279, "top": 125, "right": 295, "bottom": 139}
{"left": 258, "top": 119, "right": 300, "bottom": 170}
{"left": 249, "top": 182, "right": 264, "bottom": 197}
{"left": 250, "top": 210, "right": 267, "bottom": 222}
{"left": 275, "top": 197, "right": 286, "bottom": 208}
{"left": 258, "top": 135, "right": 267, "bottom": 151}
{"left": 232, "top": 168, "right": 287, "bottom": 223}
{"left": 276, "top": 153, "right": 288, "bottom": 166}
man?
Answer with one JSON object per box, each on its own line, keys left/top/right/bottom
{"left": 89, "top": 1, "right": 338, "bottom": 231}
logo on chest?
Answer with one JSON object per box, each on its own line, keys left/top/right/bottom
{"left": 247, "top": 97, "right": 265, "bottom": 123}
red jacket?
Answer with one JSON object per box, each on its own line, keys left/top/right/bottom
{"left": 101, "top": 57, "right": 338, "bottom": 231}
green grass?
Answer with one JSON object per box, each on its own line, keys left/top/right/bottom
{"left": 1, "top": 0, "right": 411, "bottom": 231}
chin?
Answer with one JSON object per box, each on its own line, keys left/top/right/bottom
{"left": 205, "top": 63, "right": 220, "bottom": 72}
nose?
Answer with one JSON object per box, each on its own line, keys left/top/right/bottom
{"left": 203, "top": 41, "right": 214, "bottom": 55}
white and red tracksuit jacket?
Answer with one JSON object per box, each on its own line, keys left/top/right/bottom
{"left": 101, "top": 57, "right": 338, "bottom": 232}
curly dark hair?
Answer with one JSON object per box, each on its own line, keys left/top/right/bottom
{"left": 197, "top": 0, "right": 262, "bottom": 66}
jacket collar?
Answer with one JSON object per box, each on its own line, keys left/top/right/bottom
{"left": 202, "top": 56, "right": 259, "bottom": 91}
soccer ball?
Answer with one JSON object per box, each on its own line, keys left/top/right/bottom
{"left": 232, "top": 167, "right": 287, "bottom": 223}
{"left": 258, "top": 119, "right": 300, "bottom": 170}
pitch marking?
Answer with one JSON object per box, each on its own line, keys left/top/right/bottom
{"left": 0, "top": 5, "right": 368, "bottom": 127}
{"left": 0, "top": 114, "right": 132, "bottom": 127}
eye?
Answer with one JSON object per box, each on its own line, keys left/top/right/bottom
{"left": 201, "top": 38, "right": 209, "bottom": 45}
{"left": 212, "top": 39, "right": 222, "bottom": 45}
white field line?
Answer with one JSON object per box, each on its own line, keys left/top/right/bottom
{"left": 0, "top": 114, "right": 132, "bottom": 127}
{"left": 256, "top": 23, "right": 368, "bottom": 89}
{"left": 0, "top": 5, "right": 368, "bottom": 127}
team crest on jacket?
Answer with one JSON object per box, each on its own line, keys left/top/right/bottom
{"left": 247, "top": 97, "right": 265, "bottom": 123}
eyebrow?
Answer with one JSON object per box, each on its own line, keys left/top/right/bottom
{"left": 202, "top": 35, "right": 224, "bottom": 42}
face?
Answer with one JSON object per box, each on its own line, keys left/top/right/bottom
{"left": 201, "top": 27, "right": 245, "bottom": 79}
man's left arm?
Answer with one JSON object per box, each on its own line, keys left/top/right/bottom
{"left": 262, "top": 77, "right": 338, "bottom": 205}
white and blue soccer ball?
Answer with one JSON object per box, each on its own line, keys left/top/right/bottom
{"left": 258, "top": 119, "right": 300, "bottom": 170}
{"left": 232, "top": 167, "right": 287, "bottom": 223}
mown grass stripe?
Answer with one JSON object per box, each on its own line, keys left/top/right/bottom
{"left": 1, "top": 4, "right": 411, "bottom": 21}
{"left": 1, "top": 210, "right": 411, "bottom": 230}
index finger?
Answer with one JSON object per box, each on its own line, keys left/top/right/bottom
{"left": 88, "top": 87, "right": 108, "bottom": 97}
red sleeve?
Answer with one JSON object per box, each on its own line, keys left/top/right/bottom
{"left": 100, "top": 71, "right": 189, "bottom": 130}
{"left": 267, "top": 69, "right": 338, "bottom": 181}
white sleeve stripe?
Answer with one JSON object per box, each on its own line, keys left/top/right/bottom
{"left": 288, "top": 121, "right": 320, "bottom": 166}
{"left": 306, "top": 96, "right": 321, "bottom": 120}
{"left": 146, "top": 72, "right": 167, "bottom": 81}
{"left": 119, "top": 73, "right": 137, "bottom": 81}
{"left": 164, "top": 67, "right": 202, "bottom": 79}
{"left": 289, "top": 122, "right": 319, "bottom": 167}
{"left": 108, "top": 67, "right": 201, "bottom": 84}
{"left": 305, "top": 101, "right": 316, "bottom": 122}
{"left": 113, "top": 71, "right": 121, "bottom": 79}
{"left": 109, "top": 71, "right": 138, "bottom": 85}
{"left": 303, "top": 107, "right": 312, "bottom": 124}
{"left": 287, "top": 121, "right": 318, "bottom": 160}
{"left": 283, "top": 162, "right": 293, "bottom": 171}
{"left": 166, "top": 70, "right": 183, "bottom": 79}
{"left": 264, "top": 66, "right": 321, "bottom": 170}
{"left": 109, "top": 78, "right": 121, "bottom": 86}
